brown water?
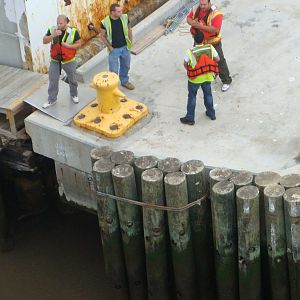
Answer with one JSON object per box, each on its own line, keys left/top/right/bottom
{"left": 0, "top": 210, "right": 112, "bottom": 300}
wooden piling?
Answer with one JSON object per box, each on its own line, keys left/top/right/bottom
{"left": 141, "top": 168, "right": 170, "bottom": 300}
{"left": 112, "top": 164, "right": 147, "bottom": 300}
{"left": 211, "top": 180, "right": 238, "bottom": 300}
{"left": 90, "top": 146, "right": 112, "bottom": 165}
{"left": 164, "top": 172, "right": 197, "bottom": 299}
{"left": 92, "top": 158, "right": 129, "bottom": 300}
{"left": 158, "top": 157, "right": 181, "bottom": 175}
{"left": 181, "top": 160, "right": 215, "bottom": 299}
{"left": 280, "top": 174, "right": 300, "bottom": 189}
{"left": 264, "top": 184, "right": 290, "bottom": 300}
{"left": 111, "top": 150, "right": 135, "bottom": 165}
{"left": 134, "top": 155, "right": 158, "bottom": 201}
{"left": 254, "top": 171, "right": 281, "bottom": 299}
{"left": 283, "top": 187, "right": 300, "bottom": 300}
{"left": 230, "top": 171, "right": 253, "bottom": 190}
{"left": 209, "top": 167, "right": 232, "bottom": 195}
{"left": 236, "top": 185, "right": 261, "bottom": 300}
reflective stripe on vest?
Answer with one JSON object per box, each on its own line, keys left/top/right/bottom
{"left": 186, "top": 45, "right": 219, "bottom": 79}
{"left": 101, "top": 14, "right": 132, "bottom": 50}
{"left": 49, "top": 26, "right": 76, "bottom": 64}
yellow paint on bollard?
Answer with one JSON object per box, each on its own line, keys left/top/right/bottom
{"left": 73, "top": 72, "right": 148, "bottom": 138}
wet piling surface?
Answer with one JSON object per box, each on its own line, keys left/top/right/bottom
{"left": 0, "top": 209, "right": 111, "bottom": 299}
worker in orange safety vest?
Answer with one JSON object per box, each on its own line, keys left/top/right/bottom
{"left": 187, "top": 0, "right": 232, "bottom": 92}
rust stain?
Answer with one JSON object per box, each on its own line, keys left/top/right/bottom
{"left": 57, "top": 0, "right": 142, "bottom": 44}
{"left": 33, "top": 49, "right": 48, "bottom": 74}
{"left": 24, "top": 45, "right": 33, "bottom": 71}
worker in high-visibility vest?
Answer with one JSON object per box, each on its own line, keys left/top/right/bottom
{"left": 43, "top": 15, "right": 81, "bottom": 109}
{"left": 100, "top": 4, "right": 135, "bottom": 90}
{"left": 187, "top": 0, "right": 232, "bottom": 92}
{"left": 180, "top": 31, "right": 220, "bottom": 125}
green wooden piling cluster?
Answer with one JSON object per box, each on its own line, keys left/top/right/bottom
{"left": 236, "top": 185, "right": 260, "bottom": 300}
{"left": 181, "top": 160, "right": 215, "bottom": 299}
{"left": 141, "top": 168, "right": 169, "bottom": 299}
{"left": 284, "top": 187, "right": 300, "bottom": 300}
{"left": 264, "top": 184, "right": 290, "bottom": 300}
{"left": 90, "top": 147, "right": 300, "bottom": 300}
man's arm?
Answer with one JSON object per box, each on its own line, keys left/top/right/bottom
{"left": 183, "top": 60, "right": 188, "bottom": 70}
{"left": 187, "top": 16, "right": 219, "bottom": 33}
{"left": 61, "top": 39, "right": 81, "bottom": 50}
{"left": 128, "top": 25, "right": 132, "bottom": 43}
{"left": 99, "top": 27, "right": 113, "bottom": 52}
{"left": 43, "top": 29, "right": 62, "bottom": 44}
{"left": 214, "top": 55, "right": 220, "bottom": 62}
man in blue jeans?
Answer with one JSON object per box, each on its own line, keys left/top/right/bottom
{"left": 180, "top": 31, "right": 220, "bottom": 125}
{"left": 100, "top": 3, "right": 134, "bottom": 90}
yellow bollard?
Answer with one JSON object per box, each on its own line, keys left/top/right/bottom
{"left": 90, "top": 72, "right": 125, "bottom": 114}
{"left": 73, "top": 72, "right": 148, "bottom": 138}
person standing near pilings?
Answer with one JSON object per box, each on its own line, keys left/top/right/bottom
{"left": 236, "top": 185, "right": 261, "bottom": 300}
{"left": 264, "top": 184, "right": 290, "bottom": 300}
{"left": 284, "top": 187, "right": 300, "bottom": 300}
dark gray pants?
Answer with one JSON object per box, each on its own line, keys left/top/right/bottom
{"left": 213, "top": 41, "right": 232, "bottom": 84}
{"left": 48, "top": 60, "right": 78, "bottom": 103}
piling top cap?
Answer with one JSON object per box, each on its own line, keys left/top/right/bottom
{"left": 230, "top": 171, "right": 253, "bottom": 186}
{"left": 181, "top": 160, "right": 204, "bottom": 175}
{"left": 93, "top": 157, "right": 115, "bottom": 173}
{"left": 158, "top": 157, "right": 181, "bottom": 173}
{"left": 210, "top": 167, "right": 232, "bottom": 181}
{"left": 92, "top": 72, "right": 119, "bottom": 88}
{"left": 283, "top": 187, "right": 300, "bottom": 203}
{"left": 111, "top": 150, "right": 134, "bottom": 165}
{"left": 254, "top": 171, "right": 281, "bottom": 187}
{"left": 264, "top": 183, "right": 285, "bottom": 198}
{"left": 90, "top": 146, "right": 112, "bottom": 160}
{"left": 164, "top": 171, "right": 186, "bottom": 186}
{"left": 236, "top": 185, "right": 259, "bottom": 200}
{"left": 142, "top": 168, "right": 163, "bottom": 182}
{"left": 135, "top": 155, "right": 158, "bottom": 170}
{"left": 280, "top": 174, "right": 300, "bottom": 188}
{"left": 212, "top": 180, "right": 234, "bottom": 195}
{"left": 112, "top": 164, "right": 134, "bottom": 178}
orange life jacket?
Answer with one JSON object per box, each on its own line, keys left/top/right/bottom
{"left": 50, "top": 26, "right": 77, "bottom": 63}
{"left": 186, "top": 45, "right": 219, "bottom": 80}
{"left": 190, "top": 5, "right": 223, "bottom": 45}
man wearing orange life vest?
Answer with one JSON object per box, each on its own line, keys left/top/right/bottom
{"left": 187, "top": 0, "right": 232, "bottom": 92}
{"left": 42, "top": 15, "right": 81, "bottom": 108}
{"left": 180, "top": 31, "right": 220, "bottom": 125}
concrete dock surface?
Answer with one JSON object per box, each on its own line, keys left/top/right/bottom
{"left": 25, "top": 0, "right": 300, "bottom": 175}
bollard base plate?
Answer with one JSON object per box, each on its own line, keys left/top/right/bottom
{"left": 73, "top": 97, "right": 148, "bottom": 138}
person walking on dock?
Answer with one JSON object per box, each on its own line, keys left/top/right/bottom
{"left": 42, "top": 15, "right": 81, "bottom": 109}
{"left": 180, "top": 31, "right": 219, "bottom": 125}
{"left": 100, "top": 4, "right": 135, "bottom": 90}
{"left": 187, "top": 0, "right": 232, "bottom": 92}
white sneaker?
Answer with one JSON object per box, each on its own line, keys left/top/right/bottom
{"left": 42, "top": 101, "right": 57, "bottom": 109}
{"left": 72, "top": 96, "right": 79, "bottom": 103}
{"left": 222, "top": 84, "right": 231, "bottom": 92}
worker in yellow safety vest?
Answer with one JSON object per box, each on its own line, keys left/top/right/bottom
{"left": 100, "top": 3, "right": 135, "bottom": 90}
{"left": 180, "top": 31, "right": 220, "bottom": 125}
{"left": 187, "top": 0, "right": 232, "bottom": 92}
{"left": 42, "top": 15, "right": 81, "bottom": 108}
